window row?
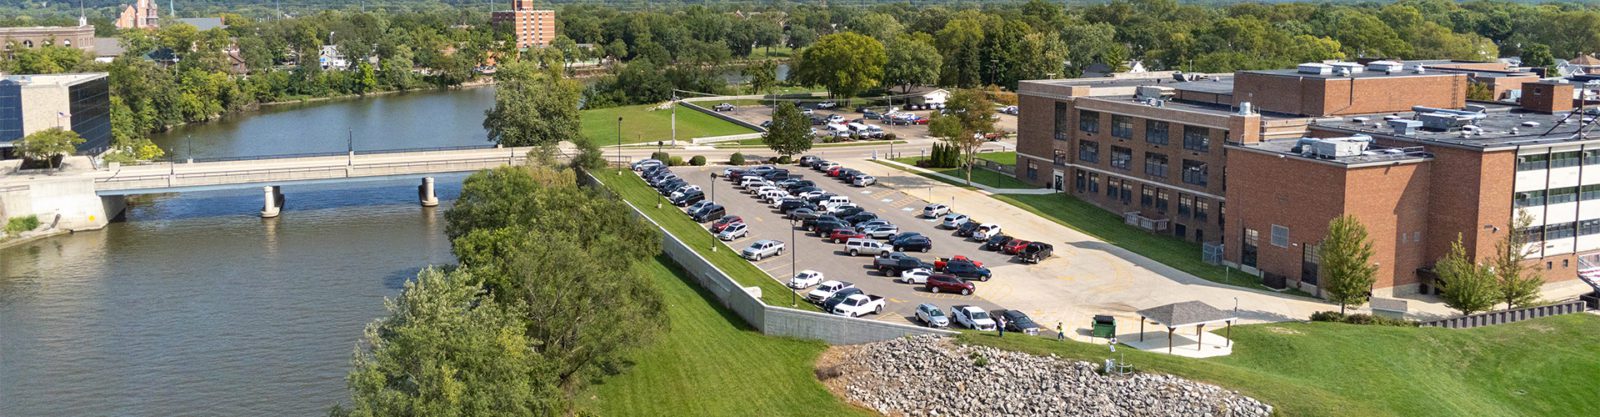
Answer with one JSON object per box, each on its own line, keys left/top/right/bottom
{"left": 1516, "top": 150, "right": 1600, "bottom": 172}
{"left": 1071, "top": 110, "right": 1212, "bottom": 153}
{"left": 1514, "top": 184, "right": 1600, "bottom": 207}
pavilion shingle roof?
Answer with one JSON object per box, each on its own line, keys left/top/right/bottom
{"left": 1137, "top": 301, "right": 1235, "bottom": 328}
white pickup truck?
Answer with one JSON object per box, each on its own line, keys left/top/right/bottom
{"left": 951, "top": 305, "right": 997, "bottom": 330}
{"left": 806, "top": 280, "right": 855, "bottom": 303}
{"left": 831, "top": 294, "right": 886, "bottom": 317}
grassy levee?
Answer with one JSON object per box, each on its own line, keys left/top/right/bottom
{"left": 597, "top": 171, "right": 819, "bottom": 311}
{"left": 961, "top": 313, "right": 1600, "bottom": 417}
{"left": 591, "top": 256, "right": 871, "bottom": 416}
{"left": 582, "top": 103, "right": 757, "bottom": 145}
{"left": 885, "top": 157, "right": 1036, "bottom": 189}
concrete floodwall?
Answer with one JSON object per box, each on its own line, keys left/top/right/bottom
{"left": 583, "top": 170, "right": 954, "bottom": 344}
{"left": 677, "top": 100, "right": 768, "bottom": 133}
{"left": 1423, "top": 300, "right": 1588, "bottom": 329}
{"left": 691, "top": 133, "right": 765, "bottom": 144}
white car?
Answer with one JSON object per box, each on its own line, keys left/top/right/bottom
{"left": 831, "top": 294, "right": 886, "bottom": 317}
{"left": 826, "top": 203, "right": 860, "bottom": 214}
{"left": 828, "top": 114, "right": 845, "bottom": 123}
{"left": 738, "top": 177, "right": 770, "bottom": 189}
{"left": 799, "top": 190, "right": 828, "bottom": 200}
{"left": 632, "top": 159, "right": 663, "bottom": 171}
{"left": 789, "top": 270, "right": 825, "bottom": 289}
{"left": 741, "top": 240, "right": 785, "bottom": 260}
{"left": 915, "top": 303, "right": 950, "bottom": 328}
{"left": 669, "top": 185, "right": 702, "bottom": 200}
{"left": 923, "top": 204, "right": 950, "bottom": 218}
{"left": 852, "top": 175, "right": 876, "bottom": 187}
{"left": 897, "top": 268, "right": 933, "bottom": 284}
{"left": 760, "top": 189, "right": 788, "bottom": 203}
{"left": 940, "top": 213, "right": 970, "bottom": 229}
{"left": 806, "top": 280, "right": 855, "bottom": 303}
{"left": 717, "top": 223, "right": 749, "bottom": 241}
{"left": 862, "top": 224, "right": 900, "bottom": 239}
{"left": 815, "top": 161, "right": 841, "bottom": 172}
{"left": 973, "top": 224, "right": 1002, "bottom": 240}
{"left": 952, "top": 305, "right": 997, "bottom": 331}
{"left": 754, "top": 184, "right": 780, "bottom": 195}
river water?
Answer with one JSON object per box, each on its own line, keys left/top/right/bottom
{"left": 0, "top": 87, "right": 495, "bottom": 416}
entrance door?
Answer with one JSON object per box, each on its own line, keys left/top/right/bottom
{"left": 1053, "top": 170, "right": 1065, "bottom": 192}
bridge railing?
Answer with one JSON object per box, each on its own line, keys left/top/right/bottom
{"left": 95, "top": 153, "right": 530, "bottom": 191}
{"left": 187, "top": 144, "right": 502, "bottom": 163}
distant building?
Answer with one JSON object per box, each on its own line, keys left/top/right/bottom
{"left": 0, "top": 73, "right": 113, "bottom": 157}
{"left": 91, "top": 38, "right": 124, "bottom": 63}
{"left": 491, "top": 0, "right": 556, "bottom": 49}
{"left": 115, "top": 0, "right": 160, "bottom": 30}
{"left": 0, "top": 25, "right": 96, "bottom": 53}
{"left": 319, "top": 45, "right": 348, "bottom": 70}
{"left": 176, "top": 17, "right": 226, "bottom": 31}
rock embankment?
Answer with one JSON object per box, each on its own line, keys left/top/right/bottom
{"left": 819, "top": 336, "right": 1271, "bottom": 417}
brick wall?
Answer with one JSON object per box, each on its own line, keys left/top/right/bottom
{"left": 1234, "top": 72, "right": 1467, "bottom": 117}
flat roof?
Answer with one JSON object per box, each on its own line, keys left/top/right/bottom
{"left": 0, "top": 72, "right": 107, "bottom": 87}
{"left": 1021, "top": 73, "right": 1232, "bottom": 89}
{"left": 1238, "top": 138, "right": 1432, "bottom": 166}
{"left": 1242, "top": 68, "right": 1457, "bottom": 80}
{"left": 1170, "top": 79, "right": 1235, "bottom": 95}
{"left": 1078, "top": 94, "right": 1240, "bottom": 116}
{"left": 1310, "top": 103, "right": 1600, "bottom": 149}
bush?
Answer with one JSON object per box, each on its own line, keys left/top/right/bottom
{"left": 1309, "top": 311, "right": 1419, "bottom": 327}
{"left": 5, "top": 215, "right": 40, "bottom": 235}
{"left": 668, "top": 156, "right": 685, "bottom": 166}
{"left": 730, "top": 152, "right": 746, "bottom": 165}
{"left": 883, "top": 133, "right": 898, "bottom": 141}
{"left": 777, "top": 155, "right": 792, "bottom": 164}
{"left": 690, "top": 155, "right": 707, "bottom": 166}
{"left": 650, "top": 151, "right": 671, "bottom": 163}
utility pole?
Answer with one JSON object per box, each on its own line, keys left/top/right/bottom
{"left": 671, "top": 94, "right": 678, "bottom": 147}
{"left": 616, "top": 116, "right": 623, "bottom": 174}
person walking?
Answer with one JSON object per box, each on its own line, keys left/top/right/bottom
{"left": 996, "top": 316, "right": 1006, "bottom": 338}
{"left": 1057, "top": 322, "right": 1066, "bottom": 341}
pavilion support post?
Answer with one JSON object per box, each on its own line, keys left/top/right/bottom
{"left": 1140, "top": 318, "right": 1146, "bottom": 342}
{"left": 1167, "top": 327, "right": 1174, "bottom": 354}
{"left": 1226, "top": 320, "right": 1233, "bottom": 347}
{"left": 1198, "top": 323, "right": 1205, "bottom": 350}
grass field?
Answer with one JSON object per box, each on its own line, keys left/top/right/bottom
{"left": 591, "top": 256, "right": 870, "bottom": 417}
{"left": 582, "top": 104, "right": 756, "bottom": 145}
{"left": 963, "top": 313, "right": 1600, "bottom": 417}
{"left": 598, "top": 171, "right": 819, "bottom": 311}
{"left": 717, "top": 139, "right": 907, "bottom": 148}
{"left": 976, "top": 151, "right": 1016, "bottom": 166}
{"left": 885, "top": 157, "right": 1037, "bottom": 189}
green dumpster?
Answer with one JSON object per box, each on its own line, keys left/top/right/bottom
{"left": 1092, "top": 315, "right": 1116, "bottom": 339}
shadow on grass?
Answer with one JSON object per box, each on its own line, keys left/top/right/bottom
{"left": 652, "top": 253, "right": 760, "bottom": 333}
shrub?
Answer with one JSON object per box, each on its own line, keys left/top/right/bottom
{"left": 5, "top": 215, "right": 40, "bottom": 235}
{"left": 1309, "top": 311, "right": 1420, "bottom": 327}
{"left": 777, "top": 155, "right": 792, "bottom": 164}
{"left": 690, "top": 155, "right": 707, "bottom": 166}
{"left": 884, "top": 133, "right": 898, "bottom": 141}
{"left": 650, "top": 151, "right": 671, "bottom": 162}
{"left": 730, "top": 152, "right": 746, "bottom": 165}
{"left": 668, "top": 156, "right": 685, "bottom": 166}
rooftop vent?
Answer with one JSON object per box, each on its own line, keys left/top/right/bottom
{"left": 1292, "top": 135, "right": 1373, "bottom": 159}
{"left": 1390, "top": 119, "right": 1423, "bottom": 135}
{"left": 1523, "top": 121, "right": 1541, "bottom": 127}
{"left": 1331, "top": 62, "right": 1364, "bottom": 75}
{"left": 1298, "top": 63, "right": 1333, "bottom": 75}
{"left": 1238, "top": 101, "right": 1253, "bottom": 115}
{"left": 1135, "top": 86, "right": 1175, "bottom": 101}
{"left": 1367, "top": 60, "right": 1404, "bottom": 73}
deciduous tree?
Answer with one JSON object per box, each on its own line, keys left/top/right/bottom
{"left": 17, "top": 127, "right": 83, "bottom": 169}
{"left": 1491, "top": 211, "right": 1544, "bottom": 310}
{"left": 762, "top": 102, "right": 812, "bottom": 158}
{"left": 483, "top": 59, "right": 581, "bottom": 147}
{"left": 883, "top": 34, "right": 941, "bottom": 93}
{"left": 928, "top": 89, "right": 994, "bottom": 186}
{"left": 1319, "top": 215, "right": 1378, "bottom": 315}
{"left": 1436, "top": 235, "right": 1500, "bottom": 316}
{"left": 793, "top": 32, "right": 886, "bottom": 99}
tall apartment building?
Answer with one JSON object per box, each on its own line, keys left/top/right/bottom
{"left": 0, "top": 25, "right": 96, "bottom": 53}
{"left": 1015, "top": 60, "right": 1592, "bottom": 297}
{"left": 492, "top": 0, "right": 556, "bottom": 49}
{"left": 0, "top": 73, "right": 113, "bottom": 158}
{"left": 115, "top": 0, "right": 160, "bottom": 30}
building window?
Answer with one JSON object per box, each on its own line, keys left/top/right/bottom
{"left": 1054, "top": 102, "right": 1069, "bottom": 140}
{"left": 1242, "top": 228, "right": 1260, "bottom": 268}
{"left": 1183, "top": 126, "right": 1210, "bottom": 152}
{"left": 1120, "top": 181, "right": 1133, "bottom": 204}
{"left": 1218, "top": 201, "right": 1225, "bottom": 227}
{"left": 1144, "top": 152, "right": 1169, "bottom": 178}
{"left": 1110, "top": 146, "right": 1132, "bottom": 170}
{"left": 1550, "top": 186, "right": 1578, "bottom": 205}
{"left": 1585, "top": 150, "right": 1600, "bottom": 165}
{"left": 1111, "top": 115, "right": 1133, "bottom": 139}
{"left": 1107, "top": 177, "right": 1119, "bottom": 198}
{"left": 1181, "top": 159, "right": 1207, "bottom": 186}
{"left": 1580, "top": 219, "right": 1600, "bottom": 236}
{"left": 1088, "top": 173, "right": 1100, "bottom": 193}
{"left": 1054, "top": 149, "right": 1069, "bottom": 166}
{"left": 1547, "top": 222, "right": 1576, "bottom": 240}
{"left": 1027, "top": 160, "right": 1038, "bottom": 180}
{"left": 1156, "top": 189, "right": 1170, "bottom": 211}
{"left": 1522, "top": 225, "right": 1544, "bottom": 245}
{"left": 1195, "top": 199, "right": 1210, "bottom": 222}
{"left": 1075, "top": 170, "right": 1086, "bottom": 192}
{"left": 1141, "top": 185, "right": 1154, "bottom": 208}
{"left": 1302, "top": 243, "right": 1321, "bottom": 285}
{"left": 1517, "top": 153, "right": 1548, "bottom": 171}
{"left": 1179, "top": 194, "right": 1193, "bottom": 216}
{"left": 1584, "top": 184, "right": 1600, "bottom": 202}
{"left": 1146, "top": 120, "right": 1169, "bottom": 145}
{"left": 1552, "top": 151, "right": 1582, "bottom": 168}
{"left": 1271, "top": 224, "right": 1290, "bottom": 248}
{"left": 1078, "top": 140, "right": 1099, "bottom": 163}
{"left": 1079, "top": 110, "right": 1100, "bottom": 133}
{"left": 1515, "top": 190, "right": 1546, "bottom": 207}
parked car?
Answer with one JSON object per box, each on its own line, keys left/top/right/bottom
{"left": 897, "top": 268, "right": 934, "bottom": 284}
{"left": 806, "top": 280, "right": 855, "bottom": 303}
{"left": 944, "top": 260, "right": 993, "bottom": 281}
{"left": 852, "top": 175, "right": 877, "bottom": 187}
{"left": 863, "top": 110, "right": 882, "bottom": 120}
{"left": 926, "top": 274, "right": 975, "bottom": 295}
{"left": 933, "top": 256, "right": 984, "bottom": 271}
{"left": 843, "top": 212, "right": 880, "bottom": 226}
{"left": 710, "top": 215, "right": 744, "bottom": 233}
{"left": 816, "top": 101, "right": 837, "bottom": 109}
{"left": 631, "top": 159, "right": 663, "bottom": 171}
{"left": 1003, "top": 239, "right": 1032, "bottom": 255}
{"left": 713, "top": 103, "right": 735, "bottom": 111}
{"left": 940, "top": 213, "right": 970, "bottom": 229}
{"left": 830, "top": 229, "right": 868, "bottom": 243}
{"left": 821, "top": 288, "right": 865, "bottom": 312}
{"left": 844, "top": 238, "right": 889, "bottom": 256}
{"left": 831, "top": 293, "right": 886, "bottom": 317}
{"left": 813, "top": 220, "right": 852, "bottom": 235}
{"left": 993, "top": 309, "right": 1041, "bottom": 335}
{"left": 853, "top": 219, "right": 891, "bottom": 230}
{"left": 861, "top": 224, "right": 900, "bottom": 239}
{"left": 1000, "top": 105, "right": 1020, "bottom": 115}
{"left": 685, "top": 200, "right": 715, "bottom": 214}
{"left": 955, "top": 221, "right": 985, "bottom": 238}
{"left": 876, "top": 254, "right": 934, "bottom": 277}
{"left": 915, "top": 303, "right": 950, "bottom": 328}
{"left": 671, "top": 190, "right": 706, "bottom": 207}
{"left": 973, "top": 224, "right": 1002, "bottom": 240}
{"left": 740, "top": 239, "right": 785, "bottom": 260}
{"left": 789, "top": 270, "right": 825, "bottom": 289}
{"left": 887, "top": 232, "right": 924, "bottom": 246}
{"left": 801, "top": 108, "right": 816, "bottom": 116}
{"left": 832, "top": 206, "right": 867, "bottom": 218}
{"left": 798, "top": 156, "right": 821, "bottom": 167}
{"left": 802, "top": 215, "right": 841, "bottom": 230}
{"left": 983, "top": 234, "right": 1015, "bottom": 251}
{"left": 691, "top": 205, "right": 726, "bottom": 223}
{"left": 1019, "top": 242, "right": 1055, "bottom": 264}
{"left": 892, "top": 236, "right": 933, "bottom": 253}
{"left": 815, "top": 161, "right": 841, "bottom": 172}
{"left": 760, "top": 120, "right": 773, "bottom": 129}
{"left": 782, "top": 179, "right": 816, "bottom": 191}
{"left": 667, "top": 185, "right": 699, "bottom": 201}
{"left": 827, "top": 114, "right": 845, "bottom": 124}
{"left": 951, "top": 305, "right": 997, "bottom": 330}
{"left": 716, "top": 223, "right": 749, "bottom": 241}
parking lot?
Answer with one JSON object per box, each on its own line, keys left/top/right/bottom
{"left": 714, "top": 103, "right": 1018, "bottom": 143}
{"left": 671, "top": 163, "right": 1020, "bottom": 326}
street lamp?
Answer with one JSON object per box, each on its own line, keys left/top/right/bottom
{"left": 709, "top": 172, "right": 718, "bottom": 252}
{"left": 616, "top": 116, "right": 624, "bottom": 174}
{"left": 656, "top": 141, "right": 665, "bottom": 208}
{"left": 790, "top": 218, "right": 799, "bottom": 307}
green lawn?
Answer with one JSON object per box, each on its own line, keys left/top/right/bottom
{"left": 885, "top": 157, "right": 1038, "bottom": 190}
{"left": 976, "top": 151, "right": 1016, "bottom": 166}
{"left": 718, "top": 139, "right": 906, "bottom": 148}
{"left": 591, "top": 256, "right": 870, "bottom": 417}
{"left": 582, "top": 104, "right": 756, "bottom": 144}
{"left": 963, "top": 314, "right": 1600, "bottom": 417}
{"left": 596, "top": 171, "right": 819, "bottom": 311}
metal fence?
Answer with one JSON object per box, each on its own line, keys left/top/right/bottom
{"left": 1422, "top": 300, "right": 1588, "bottom": 329}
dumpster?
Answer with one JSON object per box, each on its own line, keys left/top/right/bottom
{"left": 1092, "top": 315, "right": 1116, "bottom": 339}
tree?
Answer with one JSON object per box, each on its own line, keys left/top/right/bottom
{"left": 793, "top": 32, "right": 886, "bottom": 99}
{"left": 17, "top": 127, "right": 83, "bottom": 169}
{"left": 763, "top": 103, "right": 812, "bottom": 158}
{"left": 883, "top": 34, "right": 941, "bottom": 93}
{"left": 1319, "top": 215, "right": 1378, "bottom": 315}
{"left": 744, "top": 60, "right": 778, "bottom": 98}
{"left": 935, "top": 16, "right": 985, "bottom": 87}
{"left": 483, "top": 60, "right": 581, "bottom": 147}
{"left": 1521, "top": 43, "right": 1557, "bottom": 74}
{"left": 1436, "top": 235, "right": 1500, "bottom": 316}
{"left": 1491, "top": 211, "right": 1544, "bottom": 310}
{"left": 340, "top": 267, "right": 561, "bottom": 417}
{"left": 927, "top": 89, "right": 995, "bottom": 186}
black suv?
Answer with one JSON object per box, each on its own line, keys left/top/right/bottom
{"left": 943, "top": 260, "right": 993, "bottom": 281}
{"left": 778, "top": 199, "right": 815, "bottom": 213}
{"left": 893, "top": 236, "right": 934, "bottom": 253}
{"left": 843, "top": 212, "right": 879, "bottom": 225}
{"left": 691, "top": 204, "right": 726, "bottom": 222}
{"left": 803, "top": 215, "right": 842, "bottom": 230}
{"left": 832, "top": 206, "right": 867, "bottom": 218}
{"left": 955, "top": 221, "right": 983, "bottom": 237}
{"left": 671, "top": 190, "right": 705, "bottom": 206}
{"left": 874, "top": 254, "right": 933, "bottom": 277}
{"left": 983, "top": 234, "right": 1014, "bottom": 251}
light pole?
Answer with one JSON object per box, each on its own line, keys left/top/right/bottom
{"left": 185, "top": 134, "right": 193, "bottom": 163}
{"left": 616, "top": 116, "right": 623, "bottom": 174}
{"left": 671, "top": 94, "right": 678, "bottom": 146}
{"left": 656, "top": 141, "right": 665, "bottom": 208}
{"left": 709, "top": 172, "right": 718, "bottom": 252}
{"left": 790, "top": 218, "right": 799, "bottom": 307}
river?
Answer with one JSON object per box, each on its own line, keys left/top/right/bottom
{"left": 0, "top": 87, "right": 494, "bottom": 415}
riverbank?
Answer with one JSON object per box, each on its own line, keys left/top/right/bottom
{"left": 0, "top": 228, "right": 70, "bottom": 251}
{"left": 258, "top": 78, "right": 497, "bottom": 108}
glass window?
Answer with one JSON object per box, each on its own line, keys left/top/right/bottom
{"left": 1242, "top": 228, "right": 1260, "bottom": 268}
{"left": 1146, "top": 120, "right": 1169, "bottom": 145}
{"left": 1141, "top": 185, "right": 1154, "bottom": 207}
{"left": 1271, "top": 224, "right": 1290, "bottom": 248}
{"left": 1195, "top": 199, "right": 1210, "bottom": 222}
{"left": 1079, "top": 110, "right": 1100, "bottom": 133}
{"left": 1515, "top": 190, "right": 1546, "bottom": 207}
{"left": 1547, "top": 222, "right": 1576, "bottom": 240}
{"left": 1183, "top": 125, "right": 1210, "bottom": 152}
{"left": 1054, "top": 149, "right": 1069, "bottom": 165}
{"left": 1552, "top": 151, "right": 1582, "bottom": 168}
{"left": 1550, "top": 186, "right": 1578, "bottom": 205}
{"left": 1522, "top": 225, "right": 1544, "bottom": 244}
{"left": 1026, "top": 161, "right": 1038, "bottom": 180}
{"left": 1583, "top": 184, "right": 1600, "bottom": 201}
{"left": 1182, "top": 159, "right": 1207, "bottom": 186}
{"left": 1517, "top": 153, "right": 1548, "bottom": 171}
{"left": 1078, "top": 140, "right": 1099, "bottom": 163}
{"left": 1144, "top": 152, "right": 1169, "bottom": 178}
{"left": 1179, "top": 194, "right": 1193, "bottom": 216}
{"left": 1111, "top": 115, "right": 1133, "bottom": 139}
{"left": 1111, "top": 146, "right": 1132, "bottom": 170}
{"left": 1580, "top": 219, "right": 1600, "bottom": 236}
{"left": 1219, "top": 201, "right": 1225, "bottom": 227}
{"left": 1107, "top": 177, "right": 1119, "bottom": 198}
{"left": 1120, "top": 181, "right": 1133, "bottom": 204}
{"left": 1088, "top": 173, "right": 1100, "bottom": 193}
{"left": 1585, "top": 150, "right": 1600, "bottom": 165}
{"left": 1075, "top": 170, "right": 1086, "bottom": 192}
{"left": 1156, "top": 189, "right": 1170, "bottom": 211}
{"left": 1054, "top": 102, "right": 1070, "bottom": 140}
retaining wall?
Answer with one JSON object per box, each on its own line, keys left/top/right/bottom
{"left": 677, "top": 98, "right": 768, "bottom": 133}
{"left": 1422, "top": 300, "right": 1588, "bottom": 329}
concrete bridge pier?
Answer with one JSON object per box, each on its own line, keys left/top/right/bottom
{"left": 260, "top": 186, "right": 284, "bottom": 218}
{"left": 418, "top": 177, "right": 439, "bottom": 207}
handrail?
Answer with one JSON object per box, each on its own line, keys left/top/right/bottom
{"left": 94, "top": 155, "right": 527, "bottom": 189}
{"left": 186, "top": 144, "right": 500, "bottom": 163}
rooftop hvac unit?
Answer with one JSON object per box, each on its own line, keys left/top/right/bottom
{"left": 1367, "top": 60, "right": 1404, "bottom": 73}
{"left": 1293, "top": 135, "right": 1373, "bottom": 159}
{"left": 1419, "top": 112, "right": 1479, "bottom": 131}
{"left": 1390, "top": 119, "right": 1423, "bottom": 135}
{"left": 1331, "top": 62, "right": 1365, "bottom": 75}
{"left": 1298, "top": 63, "right": 1333, "bottom": 75}
{"left": 1237, "top": 101, "right": 1253, "bottom": 115}
{"left": 1135, "top": 86, "right": 1175, "bottom": 101}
